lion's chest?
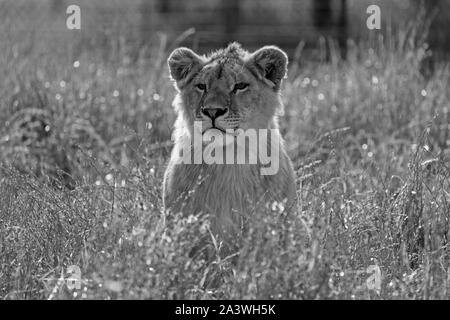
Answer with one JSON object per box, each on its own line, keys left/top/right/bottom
{"left": 166, "top": 163, "right": 273, "bottom": 236}
{"left": 192, "top": 165, "right": 264, "bottom": 209}
{"left": 179, "top": 164, "right": 268, "bottom": 214}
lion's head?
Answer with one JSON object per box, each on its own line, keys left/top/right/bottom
{"left": 167, "top": 43, "right": 288, "bottom": 139}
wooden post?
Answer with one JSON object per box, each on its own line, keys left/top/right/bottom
{"left": 222, "top": 0, "right": 240, "bottom": 46}
{"left": 313, "top": 0, "right": 332, "bottom": 29}
{"left": 338, "top": 0, "right": 348, "bottom": 59}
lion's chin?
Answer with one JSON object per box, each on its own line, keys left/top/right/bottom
{"left": 204, "top": 127, "right": 225, "bottom": 134}
{"left": 202, "top": 128, "right": 235, "bottom": 146}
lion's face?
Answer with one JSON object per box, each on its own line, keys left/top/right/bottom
{"left": 168, "top": 43, "right": 288, "bottom": 138}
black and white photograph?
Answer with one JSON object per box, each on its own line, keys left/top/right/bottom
{"left": 0, "top": 0, "right": 450, "bottom": 307}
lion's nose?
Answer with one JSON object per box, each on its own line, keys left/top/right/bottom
{"left": 201, "top": 107, "right": 228, "bottom": 121}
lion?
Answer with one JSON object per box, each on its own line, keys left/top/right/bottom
{"left": 163, "top": 42, "right": 296, "bottom": 246}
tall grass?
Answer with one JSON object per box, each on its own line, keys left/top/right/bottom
{"left": 0, "top": 2, "right": 449, "bottom": 299}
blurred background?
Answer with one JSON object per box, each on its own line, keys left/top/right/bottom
{"left": 5, "top": 0, "right": 450, "bottom": 57}
{"left": 1, "top": 0, "right": 450, "bottom": 300}
{"left": 139, "top": 0, "right": 450, "bottom": 57}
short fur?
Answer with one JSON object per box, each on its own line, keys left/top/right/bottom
{"left": 163, "top": 43, "right": 296, "bottom": 244}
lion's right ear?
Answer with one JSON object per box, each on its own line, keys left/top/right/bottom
{"left": 167, "top": 47, "right": 203, "bottom": 88}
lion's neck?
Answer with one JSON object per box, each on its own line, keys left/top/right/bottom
{"left": 175, "top": 162, "right": 267, "bottom": 234}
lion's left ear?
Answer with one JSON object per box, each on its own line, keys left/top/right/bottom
{"left": 246, "top": 46, "right": 288, "bottom": 90}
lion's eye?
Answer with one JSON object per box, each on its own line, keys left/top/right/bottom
{"left": 195, "top": 83, "right": 207, "bottom": 92}
{"left": 233, "top": 83, "right": 249, "bottom": 92}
